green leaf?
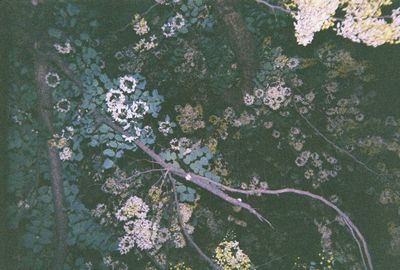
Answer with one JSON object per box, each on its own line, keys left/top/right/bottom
{"left": 103, "top": 149, "right": 115, "bottom": 157}
{"left": 48, "top": 27, "right": 62, "bottom": 39}
{"left": 66, "top": 3, "right": 80, "bottom": 16}
{"left": 102, "top": 159, "right": 114, "bottom": 169}
{"left": 80, "top": 32, "right": 90, "bottom": 41}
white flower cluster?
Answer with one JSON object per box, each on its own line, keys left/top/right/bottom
{"left": 243, "top": 93, "right": 255, "bottom": 106}
{"left": 45, "top": 72, "right": 60, "bottom": 88}
{"left": 336, "top": 3, "right": 400, "bottom": 47}
{"left": 214, "top": 240, "right": 252, "bottom": 270}
{"left": 115, "top": 196, "right": 149, "bottom": 221}
{"left": 105, "top": 75, "right": 151, "bottom": 138}
{"left": 178, "top": 203, "right": 193, "bottom": 224}
{"left": 291, "top": 0, "right": 400, "bottom": 46}
{"left": 54, "top": 41, "right": 72, "bottom": 54}
{"left": 55, "top": 98, "right": 71, "bottom": 113}
{"left": 243, "top": 81, "right": 291, "bottom": 110}
{"left": 295, "top": 150, "right": 311, "bottom": 167}
{"left": 169, "top": 137, "right": 193, "bottom": 155}
{"left": 263, "top": 81, "right": 292, "bottom": 110}
{"left": 293, "top": 0, "right": 339, "bottom": 46}
{"left": 59, "top": 147, "right": 72, "bottom": 161}
{"left": 119, "top": 219, "right": 158, "bottom": 252}
{"left": 134, "top": 35, "right": 158, "bottom": 52}
{"left": 116, "top": 196, "right": 170, "bottom": 254}
{"left": 133, "top": 15, "right": 150, "bottom": 36}
{"left": 158, "top": 115, "right": 176, "bottom": 136}
{"left": 162, "top": 13, "right": 185, "bottom": 37}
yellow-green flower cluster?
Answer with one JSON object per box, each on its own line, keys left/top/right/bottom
{"left": 169, "top": 261, "right": 192, "bottom": 270}
{"left": 175, "top": 104, "right": 205, "bottom": 133}
{"left": 214, "top": 240, "right": 252, "bottom": 270}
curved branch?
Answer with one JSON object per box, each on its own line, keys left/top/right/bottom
{"left": 211, "top": 184, "right": 373, "bottom": 270}
{"left": 48, "top": 52, "right": 372, "bottom": 270}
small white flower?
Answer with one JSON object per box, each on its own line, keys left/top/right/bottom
{"left": 119, "top": 75, "right": 137, "bottom": 94}
{"left": 45, "top": 72, "right": 60, "bottom": 88}
{"left": 55, "top": 98, "right": 71, "bottom": 113}
{"left": 254, "top": 88, "right": 264, "bottom": 98}
{"left": 122, "top": 135, "right": 136, "bottom": 143}
{"left": 59, "top": 147, "right": 72, "bottom": 161}
{"left": 133, "top": 16, "right": 150, "bottom": 36}
{"left": 287, "top": 57, "right": 300, "bottom": 69}
{"left": 54, "top": 41, "right": 72, "bottom": 54}
{"left": 243, "top": 94, "right": 255, "bottom": 106}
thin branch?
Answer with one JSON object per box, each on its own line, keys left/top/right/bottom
{"left": 255, "top": 0, "right": 291, "bottom": 14}
{"left": 125, "top": 168, "right": 166, "bottom": 181}
{"left": 47, "top": 52, "right": 372, "bottom": 270}
{"left": 295, "top": 104, "right": 381, "bottom": 177}
{"left": 95, "top": 112, "right": 273, "bottom": 228}
{"left": 211, "top": 184, "right": 373, "bottom": 270}
{"left": 170, "top": 175, "right": 222, "bottom": 270}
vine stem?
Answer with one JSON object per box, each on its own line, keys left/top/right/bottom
{"left": 294, "top": 103, "right": 382, "bottom": 177}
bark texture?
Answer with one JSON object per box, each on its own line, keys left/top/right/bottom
{"left": 214, "top": 0, "right": 258, "bottom": 103}
{"left": 34, "top": 51, "right": 68, "bottom": 270}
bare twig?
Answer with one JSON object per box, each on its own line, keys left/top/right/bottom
{"left": 95, "top": 112, "right": 273, "bottom": 228}
{"left": 210, "top": 184, "right": 373, "bottom": 270}
{"left": 48, "top": 51, "right": 373, "bottom": 270}
{"left": 255, "top": 0, "right": 291, "bottom": 14}
{"left": 125, "top": 168, "right": 167, "bottom": 181}
{"left": 170, "top": 175, "right": 222, "bottom": 270}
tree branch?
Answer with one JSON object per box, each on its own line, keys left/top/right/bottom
{"left": 170, "top": 175, "right": 222, "bottom": 270}
{"left": 255, "top": 0, "right": 291, "bottom": 14}
{"left": 94, "top": 112, "right": 273, "bottom": 228}
{"left": 210, "top": 184, "right": 373, "bottom": 270}
{"left": 47, "top": 51, "right": 373, "bottom": 270}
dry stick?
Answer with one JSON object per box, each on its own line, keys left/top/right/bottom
{"left": 47, "top": 52, "right": 371, "bottom": 268}
{"left": 170, "top": 175, "right": 222, "bottom": 270}
{"left": 34, "top": 51, "right": 68, "bottom": 270}
{"left": 210, "top": 184, "right": 374, "bottom": 270}
{"left": 95, "top": 113, "right": 273, "bottom": 228}
{"left": 53, "top": 37, "right": 260, "bottom": 219}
